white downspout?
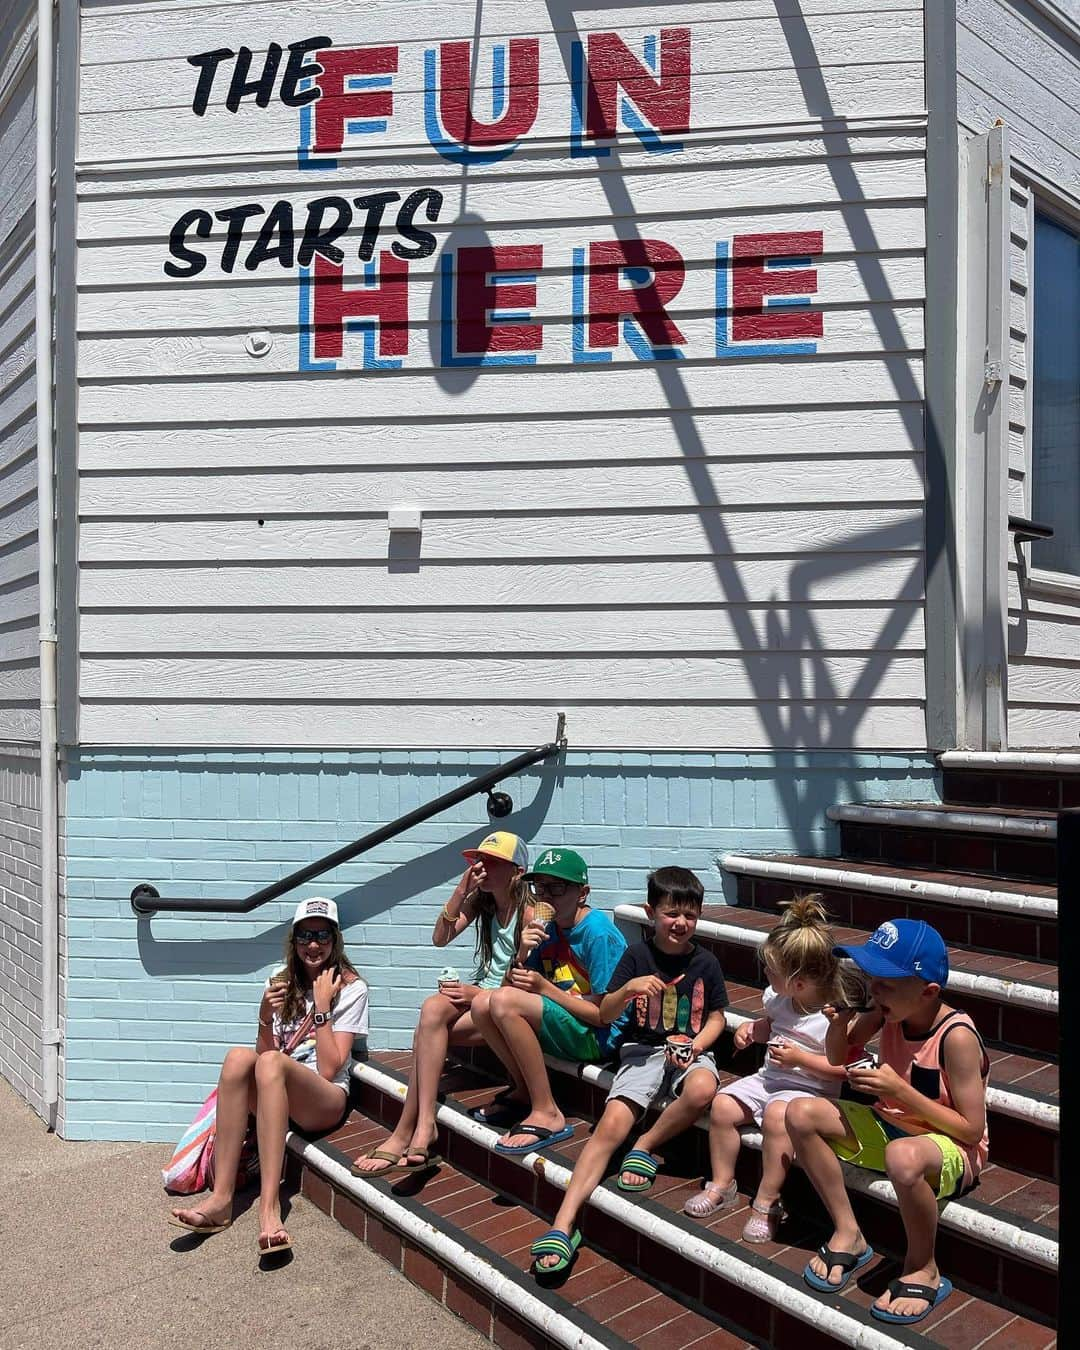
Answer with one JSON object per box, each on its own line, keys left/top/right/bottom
{"left": 35, "top": 0, "right": 60, "bottom": 1128}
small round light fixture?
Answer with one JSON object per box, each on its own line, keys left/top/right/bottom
{"left": 486, "top": 789, "right": 514, "bottom": 819}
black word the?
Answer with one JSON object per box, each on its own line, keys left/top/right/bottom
{"left": 164, "top": 190, "right": 445, "bottom": 277}
{"left": 187, "top": 36, "right": 330, "bottom": 115}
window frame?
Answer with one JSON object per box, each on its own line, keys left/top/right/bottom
{"left": 1023, "top": 184, "right": 1080, "bottom": 596}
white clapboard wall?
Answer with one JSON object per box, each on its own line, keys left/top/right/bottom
{"left": 74, "top": 0, "right": 929, "bottom": 749}
{"left": 956, "top": 0, "right": 1080, "bottom": 749}
{"left": 0, "top": 0, "right": 39, "bottom": 743}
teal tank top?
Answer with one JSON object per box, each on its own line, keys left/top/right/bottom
{"left": 473, "top": 906, "right": 519, "bottom": 989}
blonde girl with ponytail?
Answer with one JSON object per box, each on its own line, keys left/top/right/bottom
{"left": 684, "top": 895, "right": 855, "bottom": 1239}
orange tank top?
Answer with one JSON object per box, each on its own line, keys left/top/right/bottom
{"left": 876, "top": 1008, "right": 990, "bottom": 1179}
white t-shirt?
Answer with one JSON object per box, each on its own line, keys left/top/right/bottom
{"left": 265, "top": 976, "right": 369, "bottom": 1091}
{"left": 761, "top": 986, "right": 838, "bottom": 1096}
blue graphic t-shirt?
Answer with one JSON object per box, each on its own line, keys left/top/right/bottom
{"left": 526, "top": 907, "right": 628, "bottom": 1054}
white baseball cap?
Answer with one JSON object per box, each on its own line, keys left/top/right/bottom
{"left": 292, "top": 896, "right": 339, "bottom": 928}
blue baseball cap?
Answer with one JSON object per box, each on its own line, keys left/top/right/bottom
{"left": 833, "top": 920, "right": 949, "bottom": 986}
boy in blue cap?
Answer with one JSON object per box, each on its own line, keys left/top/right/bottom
{"left": 786, "top": 919, "right": 989, "bottom": 1327}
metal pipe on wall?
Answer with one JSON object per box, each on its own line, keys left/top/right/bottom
{"left": 35, "top": 0, "right": 60, "bottom": 1127}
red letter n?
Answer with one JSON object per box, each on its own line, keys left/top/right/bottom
{"left": 583, "top": 29, "right": 689, "bottom": 147}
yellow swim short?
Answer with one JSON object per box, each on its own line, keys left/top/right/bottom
{"left": 830, "top": 1100, "right": 967, "bottom": 1201}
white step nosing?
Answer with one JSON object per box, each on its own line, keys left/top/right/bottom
{"left": 285, "top": 1129, "right": 611, "bottom": 1350}
{"left": 615, "top": 907, "right": 1060, "bottom": 1131}
{"left": 617, "top": 904, "right": 1058, "bottom": 1014}
{"left": 718, "top": 853, "right": 1057, "bottom": 919}
{"left": 350, "top": 1063, "right": 923, "bottom": 1350}
{"left": 939, "top": 751, "right": 1080, "bottom": 772}
{"left": 826, "top": 804, "right": 1057, "bottom": 839}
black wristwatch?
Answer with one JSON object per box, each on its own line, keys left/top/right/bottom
{"left": 313, "top": 1009, "right": 332, "bottom": 1027}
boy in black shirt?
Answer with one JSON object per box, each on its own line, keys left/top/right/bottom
{"left": 530, "top": 866, "right": 728, "bottom": 1275}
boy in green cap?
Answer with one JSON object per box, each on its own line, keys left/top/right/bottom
{"left": 469, "top": 847, "right": 627, "bottom": 1157}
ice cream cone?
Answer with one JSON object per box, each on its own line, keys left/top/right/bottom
{"left": 532, "top": 900, "right": 556, "bottom": 924}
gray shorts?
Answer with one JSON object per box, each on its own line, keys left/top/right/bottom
{"left": 608, "top": 1042, "right": 721, "bottom": 1112}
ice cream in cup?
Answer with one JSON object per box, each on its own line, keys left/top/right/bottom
{"left": 665, "top": 1033, "right": 694, "bottom": 1067}
{"left": 437, "top": 965, "right": 460, "bottom": 993}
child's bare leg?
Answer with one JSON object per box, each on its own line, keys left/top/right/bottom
{"left": 352, "top": 993, "right": 464, "bottom": 1171}
{"left": 469, "top": 987, "right": 529, "bottom": 1100}
{"left": 756, "top": 1098, "right": 796, "bottom": 1208}
{"left": 707, "top": 1092, "right": 754, "bottom": 1188}
{"left": 488, "top": 988, "right": 565, "bottom": 1147}
{"left": 786, "top": 1097, "right": 865, "bottom": 1284}
{"left": 171, "top": 1046, "right": 256, "bottom": 1227}
{"left": 627, "top": 1068, "right": 716, "bottom": 1185}
{"left": 876, "top": 1136, "right": 947, "bottom": 1317}
{"left": 538, "top": 1099, "right": 637, "bottom": 1270}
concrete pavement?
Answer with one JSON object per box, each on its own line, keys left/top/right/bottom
{"left": 0, "top": 1077, "right": 485, "bottom": 1349}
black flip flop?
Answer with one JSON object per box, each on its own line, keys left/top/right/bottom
{"left": 467, "top": 1092, "right": 527, "bottom": 1128}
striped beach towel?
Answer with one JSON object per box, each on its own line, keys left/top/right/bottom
{"left": 162, "top": 1089, "right": 218, "bottom": 1194}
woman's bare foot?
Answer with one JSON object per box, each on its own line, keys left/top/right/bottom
{"left": 169, "top": 1197, "right": 232, "bottom": 1230}
{"left": 257, "top": 1204, "right": 290, "bottom": 1252}
{"left": 351, "top": 1134, "right": 409, "bottom": 1174}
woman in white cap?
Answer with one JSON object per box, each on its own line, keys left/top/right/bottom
{"left": 170, "top": 896, "right": 367, "bottom": 1254}
{"left": 351, "top": 831, "right": 530, "bottom": 1178}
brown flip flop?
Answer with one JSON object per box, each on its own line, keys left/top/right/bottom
{"left": 168, "top": 1209, "right": 232, "bottom": 1234}
{"left": 396, "top": 1148, "right": 442, "bottom": 1174}
{"left": 349, "top": 1147, "right": 403, "bottom": 1177}
{"left": 258, "top": 1228, "right": 292, "bottom": 1254}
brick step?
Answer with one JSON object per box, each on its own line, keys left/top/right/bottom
{"left": 720, "top": 854, "right": 1056, "bottom": 962}
{"left": 827, "top": 804, "right": 1057, "bottom": 883}
{"left": 284, "top": 1115, "right": 749, "bottom": 1350}
{"left": 348, "top": 1053, "right": 1057, "bottom": 1340}
{"left": 938, "top": 751, "right": 1080, "bottom": 811}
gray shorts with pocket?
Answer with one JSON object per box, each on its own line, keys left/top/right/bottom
{"left": 608, "top": 1042, "right": 721, "bottom": 1111}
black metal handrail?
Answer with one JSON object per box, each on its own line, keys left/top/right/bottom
{"left": 130, "top": 717, "right": 566, "bottom": 917}
{"left": 1009, "top": 515, "right": 1055, "bottom": 541}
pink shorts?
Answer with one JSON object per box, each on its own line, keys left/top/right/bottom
{"left": 717, "top": 1070, "right": 829, "bottom": 1126}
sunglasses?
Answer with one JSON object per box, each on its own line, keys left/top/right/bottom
{"left": 294, "top": 927, "right": 334, "bottom": 944}
{"left": 529, "top": 878, "right": 574, "bottom": 899}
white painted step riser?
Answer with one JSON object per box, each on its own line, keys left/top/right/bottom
{"left": 827, "top": 804, "right": 1057, "bottom": 839}
{"left": 720, "top": 853, "right": 1057, "bottom": 919}
{"left": 617, "top": 904, "right": 1058, "bottom": 1015}
{"left": 350, "top": 1064, "right": 941, "bottom": 1350}
{"left": 939, "top": 751, "right": 1080, "bottom": 772}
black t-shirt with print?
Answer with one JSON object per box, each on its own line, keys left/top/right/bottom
{"left": 606, "top": 939, "right": 729, "bottom": 1048}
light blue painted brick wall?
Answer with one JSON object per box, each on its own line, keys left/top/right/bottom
{"left": 60, "top": 749, "right": 938, "bottom": 1140}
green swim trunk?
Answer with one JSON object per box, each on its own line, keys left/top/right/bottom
{"left": 537, "top": 996, "right": 600, "bottom": 1061}
{"left": 831, "top": 1100, "right": 968, "bottom": 1200}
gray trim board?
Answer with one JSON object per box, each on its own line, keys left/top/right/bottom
{"left": 923, "top": 0, "right": 962, "bottom": 749}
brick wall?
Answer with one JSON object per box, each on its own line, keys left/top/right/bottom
{"left": 60, "top": 749, "right": 938, "bottom": 1140}
{"left": 0, "top": 745, "right": 43, "bottom": 1116}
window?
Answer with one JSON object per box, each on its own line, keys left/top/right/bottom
{"left": 1030, "top": 209, "right": 1080, "bottom": 579}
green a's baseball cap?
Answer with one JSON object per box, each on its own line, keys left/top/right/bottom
{"left": 526, "top": 847, "right": 589, "bottom": 885}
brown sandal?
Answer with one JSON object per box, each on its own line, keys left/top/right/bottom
{"left": 258, "top": 1228, "right": 292, "bottom": 1254}
{"left": 349, "top": 1147, "right": 403, "bottom": 1177}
